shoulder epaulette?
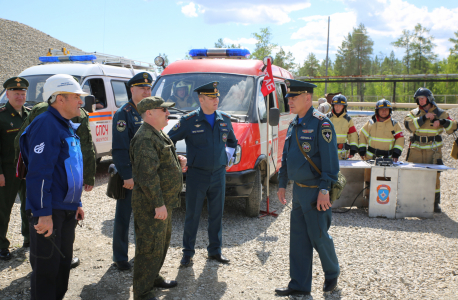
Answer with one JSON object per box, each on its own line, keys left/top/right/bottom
{"left": 343, "top": 114, "right": 351, "bottom": 122}
{"left": 220, "top": 111, "right": 231, "bottom": 118}
{"left": 313, "top": 110, "right": 326, "bottom": 120}
{"left": 184, "top": 111, "right": 198, "bottom": 120}
{"left": 123, "top": 102, "right": 133, "bottom": 112}
{"left": 0, "top": 106, "right": 6, "bottom": 113}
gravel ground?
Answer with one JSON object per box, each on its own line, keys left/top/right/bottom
{"left": 0, "top": 18, "right": 79, "bottom": 86}
{"left": 1, "top": 110, "right": 458, "bottom": 300}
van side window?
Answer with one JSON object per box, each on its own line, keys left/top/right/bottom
{"left": 111, "top": 80, "right": 129, "bottom": 108}
{"left": 83, "top": 78, "right": 107, "bottom": 110}
{"left": 257, "top": 89, "right": 267, "bottom": 122}
{"left": 276, "top": 82, "right": 289, "bottom": 113}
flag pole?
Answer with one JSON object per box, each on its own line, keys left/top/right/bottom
{"left": 260, "top": 57, "right": 278, "bottom": 218}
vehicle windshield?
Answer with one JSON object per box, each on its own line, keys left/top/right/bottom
{"left": 152, "top": 73, "right": 254, "bottom": 115}
{"left": 0, "top": 75, "right": 82, "bottom": 106}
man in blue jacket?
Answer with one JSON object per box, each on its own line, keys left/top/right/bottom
{"left": 276, "top": 79, "right": 340, "bottom": 296}
{"left": 19, "top": 74, "right": 88, "bottom": 300}
{"left": 168, "top": 82, "right": 237, "bottom": 267}
{"left": 111, "top": 72, "right": 153, "bottom": 270}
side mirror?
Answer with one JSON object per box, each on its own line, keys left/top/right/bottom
{"left": 83, "top": 95, "right": 95, "bottom": 113}
{"left": 269, "top": 107, "right": 280, "bottom": 126}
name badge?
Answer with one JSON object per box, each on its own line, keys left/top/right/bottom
{"left": 220, "top": 128, "right": 228, "bottom": 132}
{"left": 300, "top": 136, "right": 313, "bottom": 141}
{"left": 192, "top": 130, "right": 204, "bottom": 134}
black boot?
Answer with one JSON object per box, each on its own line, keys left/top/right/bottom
{"left": 434, "top": 193, "right": 441, "bottom": 213}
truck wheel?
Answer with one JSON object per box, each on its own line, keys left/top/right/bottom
{"left": 246, "top": 168, "right": 262, "bottom": 217}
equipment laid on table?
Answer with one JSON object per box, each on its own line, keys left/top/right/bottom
{"left": 375, "top": 158, "right": 393, "bottom": 167}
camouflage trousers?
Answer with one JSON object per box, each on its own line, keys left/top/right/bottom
{"left": 133, "top": 207, "right": 172, "bottom": 300}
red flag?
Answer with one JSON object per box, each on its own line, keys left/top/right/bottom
{"left": 261, "top": 58, "right": 275, "bottom": 96}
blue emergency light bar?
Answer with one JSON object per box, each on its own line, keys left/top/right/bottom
{"left": 39, "top": 55, "right": 97, "bottom": 63}
{"left": 189, "top": 49, "right": 251, "bottom": 58}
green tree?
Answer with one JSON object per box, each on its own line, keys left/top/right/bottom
{"left": 449, "top": 31, "right": 458, "bottom": 56}
{"left": 251, "top": 27, "right": 278, "bottom": 60}
{"left": 392, "top": 29, "right": 414, "bottom": 74}
{"left": 410, "top": 24, "right": 437, "bottom": 73}
{"left": 214, "top": 38, "right": 241, "bottom": 49}
{"left": 298, "top": 53, "right": 320, "bottom": 77}
{"left": 273, "top": 47, "right": 295, "bottom": 71}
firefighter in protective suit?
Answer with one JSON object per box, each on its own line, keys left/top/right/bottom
{"left": 359, "top": 99, "right": 405, "bottom": 202}
{"left": 327, "top": 94, "right": 358, "bottom": 159}
{"left": 169, "top": 81, "right": 197, "bottom": 108}
{"left": 359, "top": 99, "right": 405, "bottom": 161}
{"left": 404, "top": 88, "right": 457, "bottom": 213}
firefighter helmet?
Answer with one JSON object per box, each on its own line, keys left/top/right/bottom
{"left": 413, "top": 87, "right": 436, "bottom": 106}
{"left": 332, "top": 94, "right": 347, "bottom": 106}
{"left": 375, "top": 99, "right": 392, "bottom": 115}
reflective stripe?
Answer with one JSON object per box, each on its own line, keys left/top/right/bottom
{"left": 394, "top": 130, "right": 403, "bottom": 135}
{"left": 41, "top": 180, "right": 44, "bottom": 208}
{"left": 446, "top": 121, "right": 453, "bottom": 131}
{"left": 408, "top": 114, "right": 420, "bottom": 129}
{"left": 368, "top": 136, "right": 395, "bottom": 143}
{"left": 361, "top": 128, "right": 369, "bottom": 137}
{"left": 367, "top": 150, "right": 392, "bottom": 158}
{"left": 394, "top": 144, "right": 403, "bottom": 151}
{"left": 435, "top": 189, "right": 440, "bottom": 193}
{"left": 411, "top": 142, "right": 443, "bottom": 149}
{"left": 416, "top": 128, "right": 443, "bottom": 134}
{"left": 349, "top": 142, "right": 358, "bottom": 146}
{"left": 359, "top": 143, "right": 367, "bottom": 148}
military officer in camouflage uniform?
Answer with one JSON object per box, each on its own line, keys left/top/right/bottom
{"left": 168, "top": 82, "right": 238, "bottom": 267}
{"left": 130, "top": 97, "right": 186, "bottom": 300}
{"left": 0, "top": 77, "right": 31, "bottom": 260}
{"left": 276, "top": 79, "right": 340, "bottom": 296}
{"left": 14, "top": 99, "right": 96, "bottom": 267}
{"left": 112, "top": 72, "right": 153, "bottom": 270}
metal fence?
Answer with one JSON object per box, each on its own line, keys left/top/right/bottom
{"left": 342, "top": 95, "right": 458, "bottom": 104}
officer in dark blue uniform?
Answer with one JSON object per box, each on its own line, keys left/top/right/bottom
{"left": 112, "top": 72, "right": 152, "bottom": 270}
{"left": 168, "top": 82, "right": 237, "bottom": 266}
{"left": 276, "top": 79, "right": 340, "bottom": 296}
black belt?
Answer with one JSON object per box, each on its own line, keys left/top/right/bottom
{"left": 412, "top": 135, "right": 442, "bottom": 143}
{"left": 368, "top": 146, "right": 392, "bottom": 157}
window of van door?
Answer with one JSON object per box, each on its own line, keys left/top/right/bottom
{"left": 276, "top": 82, "right": 289, "bottom": 113}
{"left": 83, "top": 78, "right": 107, "bottom": 110}
{"left": 111, "top": 80, "right": 129, "bottom": 107}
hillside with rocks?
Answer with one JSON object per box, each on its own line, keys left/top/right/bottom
{"left": 0, "top": 18, "right": 80, "bottom": 87}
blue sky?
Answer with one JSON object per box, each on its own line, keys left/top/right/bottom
{"left": 1, "top": 0, "right": 457, "bottom": 69}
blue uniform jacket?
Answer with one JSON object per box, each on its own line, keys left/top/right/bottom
{"left": 278, "top": 108, "right": 339, "bottom": 191}
{"left": 112, "top": 99, "right": 143, "bottom": 180}
{"left": 167, "top": 108, "right": 238, "bottom": 171}
{"left": 19, "top": 106, "right": 84, "bottom": 217}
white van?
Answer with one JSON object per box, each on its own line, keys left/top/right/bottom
{"left": 0, "top": 53, "right": 157, "bottom": 161}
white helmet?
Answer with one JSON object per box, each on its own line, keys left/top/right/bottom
{"left": 43, "top": 74, "right": 89, "bottom": 103}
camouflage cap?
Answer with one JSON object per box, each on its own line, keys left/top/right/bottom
{"left": 3, "top": 77, "right": 29, "bottom": 90}
{"left": 137, "top": 96, "right": 175, "bottom": 114}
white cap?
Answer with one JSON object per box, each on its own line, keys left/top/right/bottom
{"left": 43, "top": 74, "right": 89, "bottom": 103}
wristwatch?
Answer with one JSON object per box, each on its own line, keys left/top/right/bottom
{"left": 320, "top": 189, "right": 329, "bottom": 195}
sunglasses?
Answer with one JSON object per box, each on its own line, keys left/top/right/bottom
{"left": 155, "top": 107, "right": 168, "bottom": 112}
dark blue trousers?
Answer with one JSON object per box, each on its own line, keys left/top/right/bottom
{"left": 28, "top": 209, "right": 76, "bottom": 300}
{"left": 112, "top": 189, "right": 134, "bottom": 262}
{"left": 183, "top": 166, "right": 225, "bottom": 257}
{"left": 288, "top": 185, "right": 340, "bottom": 292}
